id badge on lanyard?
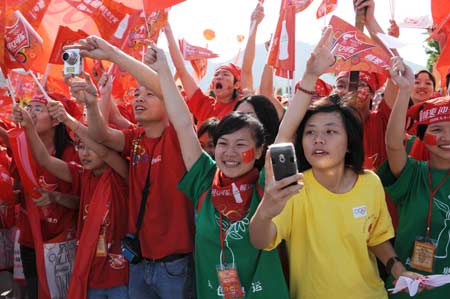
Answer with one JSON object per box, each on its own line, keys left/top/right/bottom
{"left": 216, "top": 214, "right": 243, "bottom": 299}
{"left": 410, "top": 236, "right": 436, "bottom": 272}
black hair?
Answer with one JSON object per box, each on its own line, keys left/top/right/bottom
{"left": 446, "top": 72, "right": 450, "bottom": 91}
{"left": 234, "top": 95, "right": 279, "bottom": 146}
{"left": 294, "top": 97, "right": 364, "bottom": 174}
{"left": 213, "top": 111, "right": 265, "bottom": 169}
{"left": 197, "top": 117, "right": 219, "bottom": 138}
{"left": 54, "top": 123, "right": 73, "bottom": 159}
{"left": 415, "top": 70, "right": 436, "bottom": 90}
{"left": 416, "top": 124, "right": 428, "bottom": 141}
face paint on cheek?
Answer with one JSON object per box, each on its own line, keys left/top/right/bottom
{"left": 423, "top": 133, "right": 438, "bottom": 145}
{"left": 241, "top": 148, "right": 255, "bottom": 164}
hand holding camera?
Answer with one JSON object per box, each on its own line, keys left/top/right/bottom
{"left": 62, "top": 49, "right": 83, "bottom": 76}
{"left": 64, "top": 72, "right": 98, "bottom": 106}
{"left": 63, "top": 35, "right": 116, "bottom": 62}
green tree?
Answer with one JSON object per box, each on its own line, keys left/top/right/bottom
{"left": 425, "top": 39, "right": 441, "bottom": 73}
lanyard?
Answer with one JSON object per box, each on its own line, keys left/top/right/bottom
{"left": 219, "top": 213, "right": 230, "bottom": 264}
{"left": 426, "top": 164, "right": 450, "bottom": 237}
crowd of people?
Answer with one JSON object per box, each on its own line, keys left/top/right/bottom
{"left": 0, "top": 1, "right": 450, "bottom": 299}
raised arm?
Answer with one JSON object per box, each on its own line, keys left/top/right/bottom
{"left": 260, "top": 64, "right": 284, "bottom": 120}
{"left": 65, "top": 36, "right": 163, "bottom": 99}
{"left": 145, "top": 44, "right": 202, "bottom": 171}
{"left": 163, "top": 23, "right": 199, "bottom": 98}
{"left": 385, "top": 58, "right": 414, "bottom": 177}
{"left": 54, "top": 105, "right": 128, "bottom": 181}
{"left": 66, "top": 73, "right": 125, "bottom": 152}
{"left": 241, "top": 3, "right": 265, "bottom": 94}
{"left": 97, "top": 73, "right": 133, "bottom": 129}
{"left": 275, "top": 27, "right": 334, "bottom": 143}
{"left": 11, "top": 105, "right": 71, "bottom": 183}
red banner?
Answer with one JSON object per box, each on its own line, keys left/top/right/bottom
{"left": 327, "top": 16, "right": 391, "bottom": 74}
{"left": 179, "top": 39, "right": 219, "bottom": 60}
{"left": 268, "top": 0, "right": 296, "bottom": 79}
{"left": 4, "top": 11, "right": 43, "bottom": 71}
{"left": 142, "top": 0, "right": 185, "bottom": 14}
{"left": 6, "top": 0, "right": 51, "bottom": 28}
{"left": 49, "top": 26, "right": 88, "bottom": 64}
{"left": 65, "top": 0, "right": 140, "bottom": 48}
{"left": 316, "top": 0, "right": 337, "bottom": 19}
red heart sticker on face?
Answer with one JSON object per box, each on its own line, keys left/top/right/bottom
{"left": 423, "top": 133, "right": 437, "bottom": 146}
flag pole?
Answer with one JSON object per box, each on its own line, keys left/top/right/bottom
{"left": 6, "top": 73, "right": 17, "bottom": 106}
{"left": 28, "top": 70, "right": 52, "bottom": 102}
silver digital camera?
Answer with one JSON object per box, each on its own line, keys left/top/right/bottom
{"left": 62, "top": 49, "right": 83, "bottom": 75}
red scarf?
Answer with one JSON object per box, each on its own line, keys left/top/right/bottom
{"left": 211, "top": 168, "right": 259, "bottom": 222}
{"left": 67, "top": 168, "right": 115, "bottom": 299}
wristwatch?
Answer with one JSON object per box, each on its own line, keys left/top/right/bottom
{"left": 386, "top": 256, "right": 401, "bottom": 275}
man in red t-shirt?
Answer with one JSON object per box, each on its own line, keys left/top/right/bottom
{"left": 164, "top": 23, "right": 242, "bottom": 125}
{"left": 68, "top": 38, "right": 195, "bottom": 298}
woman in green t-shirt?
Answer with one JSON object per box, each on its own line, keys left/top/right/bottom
{"left": 380, "top": 58, "right": 450, "bottom": 298}
{"left": 143, "top": 44, "right": 291, "bottom": 298}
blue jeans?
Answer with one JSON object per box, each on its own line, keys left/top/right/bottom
{"left": 128, "top": 254, "right": 194, "bottom": 299}
{"left": 87, "top": 285, "right": 128, "bottom": 299}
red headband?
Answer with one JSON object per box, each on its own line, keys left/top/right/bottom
{"left": 407, "top": 96, "right": 450, "bottom": 126}
{"left": 216, "top": 63, "right": 241, "bottom": 82}
{"left": 30, "top": 92, "right": 83, "bottom": 120}
{"left": 336, "top": 71, "right": 385, "bottom": 93}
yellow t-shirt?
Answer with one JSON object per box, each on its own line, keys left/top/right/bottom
{"left": 266, "top": 169, "right": 394, "bottom": 299}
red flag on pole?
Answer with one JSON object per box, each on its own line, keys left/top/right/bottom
{"left": 49, "top": 26, "right": 88, "bottom": 65}
{"left": 267, "top": 0, "right": 296, "bottom": 79}
{"left": 178, "top": 39, "right": 219, "bottom": 60}
{"left": 6, "top": 0, "right": 51, "bottom": 28}
{"left": 316, "top": 0, "right": 337, "bottom": 19}
{"left": 326, "top": 16, "right": 391, "bottom": 74}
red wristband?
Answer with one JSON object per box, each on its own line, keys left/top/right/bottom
{"left": 296, "top": 85, "right": 315, "bottom": 95}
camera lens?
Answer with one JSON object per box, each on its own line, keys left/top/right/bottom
{"left": 62, "top": 51, "right": 78, "bottom": 65}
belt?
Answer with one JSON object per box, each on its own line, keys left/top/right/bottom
{"left": 144, "top": 253, "right": 189, "bottom": 263}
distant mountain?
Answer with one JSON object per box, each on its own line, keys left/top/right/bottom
{"left": 176, "top": 41, "right": 426, "bottom": 92}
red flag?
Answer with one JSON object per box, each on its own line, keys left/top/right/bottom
{"left": 316, "top": 0, "right": 337, "bottom": 19}
{"left": 6, "top": 0, "right": 51, "bottom": 28}
{"left": 292, "top": 0, "right": 315, "bottom": 13}
{"left": 124, "top": 9, "right": 169, "bottom": 60}
{"left": 48, "top": 26, "right": 88, "bottom": 65}
{"left": 326, "top": 16, "right": 391, "bottom": 74}
{"left": 65, "top": 0, "right": 140, "bottom": 48}
{"left": 190, "top": 59, "right": 208, "bottom": 82}
{"left": 179, "top": 39, "right": 219, "bottom": 60}
{"left": 267, "top": 0, "right": 296, "bottom": 79}
{"left": 142, "top": 0, "right": 185, "bottom": 14}
{"left": 4, "top": 11, "right": 43, "bottom": 71}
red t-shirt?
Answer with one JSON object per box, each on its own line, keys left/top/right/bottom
{"left": 122, "top": 125, "right": 194, "bottom": 259}
{"left": 187, "top": 88, "right": 236, "bottom": 125}
{"left": 69, "top": 163, "right": 128, "bottom": 289}
{"left": 363, "top": 100, "right": 391, "bottom": 171}
{"left": 17, "top": 146, "right": 79, "bottom": 247}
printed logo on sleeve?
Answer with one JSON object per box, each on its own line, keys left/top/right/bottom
{"left": 352, "top": 205, "right": 367, "bottom": 218}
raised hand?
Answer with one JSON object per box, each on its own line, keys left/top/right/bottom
{"left": 12, "top": 105, "right": 33, "bottom": 128}
{"left": 47, "top": 101, "right": 69, "bottom": 124}
{"left": 65, "top": 72, "right": 98, "bottom": 105}
{"left": 258, "top": 151, "right": 303, "bottom": 220}
{"left": 354, "top": 0, "right": 375, "bottom": 21}
{"left": 251, "top": 2, "right": 265, "bottom": 27}
{"left": 98, "top": 73, "right": 113, "bottom": 97}
{"left": 144, "top": 43, "right": 170, "bottom": 73}
{"left": 63, "top": 35, "right": 116, "bottom": 61}
{"left": 389, "top": 57, "right": 414, "bottom": 91}
{"left": 305, "top": 26, "right": 335, "bottom": 78}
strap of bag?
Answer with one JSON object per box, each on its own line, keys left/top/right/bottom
{"left": 135, "top": 166, "right": 151, "bottom": 234}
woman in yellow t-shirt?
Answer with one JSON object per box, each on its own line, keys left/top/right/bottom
{"left": 249, "top": 27, "right": 422, "bottom": 299}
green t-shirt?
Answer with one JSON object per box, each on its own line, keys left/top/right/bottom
{"left": 378, "top": 158, "right": 450, "bottom": 299}
{"left": 178, "top": 152, "right": 288, "bottom": 299}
